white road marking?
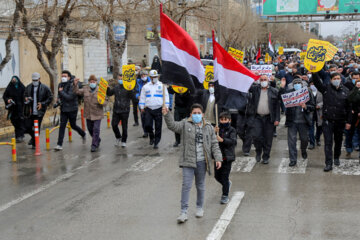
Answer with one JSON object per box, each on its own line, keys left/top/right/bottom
{"left": 278, "top": 158, "right": 308, "bottom": 174}
{"left": 0, "top": 155, "right": 106, "bottom": 214}
{"left": 333, "top": 159, "right": 360, "bottom": 175}
{"left": 206, "top": 191, "right": 245, "bottom": 240}
{"left": 127, "top": 156, "right": 164, "bottom": 172}
{"left": 231, "top": 157, "right": 256, "bottom": 172}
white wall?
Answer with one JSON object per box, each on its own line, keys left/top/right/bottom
{"left": 0, "top": 39, "right": 20, "bottom": 88}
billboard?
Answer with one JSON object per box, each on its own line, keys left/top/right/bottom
{"left": 263, "top": 0, "right": 360, "bottom": 16}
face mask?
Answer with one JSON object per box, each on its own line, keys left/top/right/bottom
{"left": 301, "top": 64, "right": 304, "bottom": 68}
{"left": 330, "top": 71, "right": 336, "bottom": 75}
{"left": 349, "top": 64, "right": 354, "bottom": 68}
{"left": 118, "top": 80, "right": 123, "bottom": 85}
{"left": 89, "top": 83, "right": 97, "bottom": 89}
{"left": 274, "top": 62, "right": 278, "bottom": 66}
{"left": 310, "top": 85, "right": 317, "bottom": 92}
{"left": 209, "top": 87, "right": 215, "bottom": 94}
{"left": 32, "top": 81, "right": 39, "bottom": 86}
{"left": 356, "top": 68, "right": 359, "bottom": 72}
{"left": 294, "top": 83, "right": 302, "bottom": 91}
{"left": 192, "top": 114, "right": 202, "bottom": 124}
{"left": 259, "top": 61, "right": 264, "bottom": 65}
{"left": 152, "top": 78, "right": 158, "bottom": 83}
{"left": 244, "top": 60, "right": 247, "bottom": 64}
{"left": 61, "top": 77, "right": 68, "bottom": 83}
{"left": 326, "top": 64, "right": 330, "bottom": 68}
{"left": 288, "top": 68, "right": 293, "bottom": 73}
{"left": 141, "top": 77, "right": 147, "bottom": 81}
{"left": 352, "top": 79, "right": 356, "bottom": 85}
{"left": 260, "top": 81, "right": 268, "bottom": 88}
{"left": 219, "top": 122, "right": 230, "bottom": 128}
{"left": 307, "top": 74, "right": 312, "bottom": 79}
{"left": 135, "top": 70, "right": 140, "bottom": 75}
{"left": 335, "top": 59, "right": 339, "bottom": 63}
{"left": 331, "top": 79, "right": 341, "bottom": 88}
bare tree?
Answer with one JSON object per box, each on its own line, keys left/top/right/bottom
{"left": 18, "top": 0, "right": 77, "bottom": 100}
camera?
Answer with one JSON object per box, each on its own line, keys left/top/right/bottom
{"left": 53, "top": 99, "right": 62, "bottom": 108}
{"left": 5, "top": 99, "right": 15, "bottom": 110}
{"left": 24, "top": 97, "right": 33, "bottom": 105}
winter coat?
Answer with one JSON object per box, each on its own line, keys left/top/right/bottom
{"left": 347, "top": 87, "right": 360, "bottom": 124}
{"left": 249, "top": 85, "right": 280, "bottom": 123}
{"left": 313, "top": 90, "right": 324, "bottom": 126}
{"left": 164, "top": 112, "right": 222, "bottom": 175}
{"left": 58, "top": 80, "right": 79, "bottom": 113}
{"left": 3, "top": 76, "right": 25, "bottom": 119}
{"left": 74, "top": 85, "right": 105, "bottom": 121}
{"left": 24, "top": 82, "right": 53, "bottom": 118}
{"left": 344, "top": 77, "right": 355, "bottom": 91}
{"left": 168, "top": 87, "right": 193, "bottom": 111}
{"left": 218, "top": 125, "right": 237, "bottom": 162}
{"left": 134, "top": 77, "right": 150, "bottom": 99}
{"left": 106, "top": 83, "right": 133, "bottom": 114}
{"left": 312, "top": 73, "right": 352, "bottom": 123}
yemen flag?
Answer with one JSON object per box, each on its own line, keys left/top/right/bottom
{"left": 212, "top": 31, "right": 259, "bottom": 110}
{"left": 268, "top": 32, "right": 275, "bottom": 57}
{"left": 255, "top": 47, "right": 261, "bottom": 63}
{"left": 160, "top": 4, "right": 205, "bottom": 93}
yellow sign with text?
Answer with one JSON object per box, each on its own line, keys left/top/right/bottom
{"left": 203, "top": 65, "right": 214, "bottom": 90}
{"left": 300, "top": 52, "right": 306, "bottom": 61}
{"left": 172, "top": 85, "right": 188, "bottom": 94}
{"left": 304, "top": 39, "right": 329, "bottom": 73}
{"left": 355, "top": 45, "right": 360, "bottom": 57}
{"left": 278, "top": 47, "right": 284, "bottom": 55}
{"left": 265, "top": 53, "right": 272, "bottom": 63}
{"left": 325, "top": 43, "right": 338, "bottom": 61}
{"left": 122, "top": 65, "right": 136, "bottom": 90}
{"left": 97, "top": 77, "right": 108, "bottom": 105}
{"left": 228, "top": 47, "right": 244, "bottom": 63}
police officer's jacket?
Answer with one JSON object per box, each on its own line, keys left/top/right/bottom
{"left": 139, "top": 81, "right": 169, "bottom": 110}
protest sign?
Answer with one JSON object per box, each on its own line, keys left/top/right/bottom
{"left": 355, "top": 45, "right": 360, "bottom": 57}
{"left": 278, "top": 46, "right": 284, "bottom": 55}
{"left": 281, "top": 87, "right": 310, "bottom": 108}
{"left": 265, "top": 53, "right": 272, "bottom": 63}
{"left": 122, "top": 64, "right": 136, "bottom": 90}
{"left": 172, "top": 85, "right": 188, "bottom": 93}
{"left": 203, "top": 65, "right": 214, "bottom": 90}
{"left": 250, "top": 64, "right": 273, "bottom": 77}
{"left": 325, "top": 43, "right": 338, "bottom": 61}
{"left": 228, "top": 47, "right": 244, "bottom": 63}
{"left": 97, "top": 77, "right": 108, "bottom": 105}
{"left": 304, "top": 39, "right": 329, "bottom": 72}
{"left": 300, "top": 52, "right": 306, "bottom": 61}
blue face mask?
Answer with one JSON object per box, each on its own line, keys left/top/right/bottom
{"left": 349, "top": 64, "right": 354, "bottom": 68}
{"left": 192, "top": 114, "right": 202, "bottom": 124}
{"left": 274, "top": 62, "right": 278, "bottom": 66}
{"left": 89, "top": 83, "right": 97, "bottom": 89}
{"left": 294, "top": 83, "right": 302, "bottom": 91}
{"left": 259, "top": 61, "right": 264, "bottom": 65}
{"left": 243, "top": 60, "right": 247, "bottom": 64}
{"left": 353, "top": 79, "right": 356, "bottom": 85}
{"left": 118, "top": 80, "right": 123, "bottom": 85}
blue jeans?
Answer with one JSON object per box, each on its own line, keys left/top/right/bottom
{"left": 181, "top": 161, "right": 206, "bottom": 213}
{"left": 345, "top": 127, "right": 360, "bottom": 153}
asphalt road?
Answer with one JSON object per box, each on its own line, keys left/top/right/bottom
{"left": 0, "top": 112, "right": 360, "bottom": 240}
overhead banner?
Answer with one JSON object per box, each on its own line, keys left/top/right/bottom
{"left": 281, "top": 87, "right": 310, "bottom": 108}
{"left": 228, "top": 47, "right": 244, "bottom": 63}
{"left": 354, "top": 45, "right": 360, "bottom": 57}
{"left": 204, "top": 65, "right": 214, "bottom": 90}
{"left": 251, "top": 65, "right": 273, "bottom": 78}
{"left": 325, "top": 43, "right": 338, "bottom": 61}
{"left": 97, "top": 77, "right": 108, "bottom": 105}
{"left": 263, "top": 0, "right": 359, "bottom": 16}
{"left": 122, "top": 65, "right": 136, "bottom": 90}
{"left": 304, "top": 39, "right": 328, "bottom": 73}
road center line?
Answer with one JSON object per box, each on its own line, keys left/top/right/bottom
{"left": 206, "top": 191, "right": 245, "bottom": 240}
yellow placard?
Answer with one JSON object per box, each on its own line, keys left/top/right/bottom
{"left": 325, "top": 43, "right": 338, "bottom": 61}
{"left": 122, "top": 65, "right": 136, "bottom": 90}
{"left": 278, "top": 47, "right": 284, "bottom": 55}
{"left": 203, "top": 65, "right": 214, "bottom": 90}
{"left": 172, "top": 85, "right": 188, "bottom": 94}
{"left": 300, "top": 52, "right": 306, "bottom": 61}
{"left": 304, "top": 39, "right": 329, "bottom": 73}
{"left": 97, "top": 77, "right": 108, "bottom": 105}
{"left": 355, "top": 45, "right": 360, "bottom": 57}
{"left": 265, "top": 53, "right": 272, "bottom": 63}
{"left": 228, "top": 47, "right": 244, "bottom": 63}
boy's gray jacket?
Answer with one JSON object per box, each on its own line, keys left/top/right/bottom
{"left": 164, "top": 113, "right": 222, "bottom": 175}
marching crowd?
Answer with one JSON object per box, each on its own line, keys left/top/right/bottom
{"left": 3, "top": 51, "right": 360, "bottom": 223}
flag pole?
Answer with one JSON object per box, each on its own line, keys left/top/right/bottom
{"left": 215, "top": 104, "right": 219, "bottom": 136}
{"left": 162, "top": 84, "right": 166, "bottom": 108}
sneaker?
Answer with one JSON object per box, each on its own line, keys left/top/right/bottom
{"left": 153, "top": 144, "right": 159, "bottom": 149}
{"left": 308, "top": 144, "right": 315, "bottom": 150}
{"left": 82, "top": 134, "right": 86, "bottom": 144}
{"left": 256, "top": 154, "right": 261, "bottom": 162}
{"left": 121, "top": 142, "right": 126, "bottom": 148}
{"left": 173, "top": 142, "right": 180, "bottom": 147}
{"left": 133, "top": 122, "right": 139, "bottom": 126}
{"left": 177, "top": 212, "right": 188, "bottom": 223}
{"left": 91, "top": 146, "right": 97, "bottom": 152}
{"left": 316, "top": 141, "right": 321, "bottom": 146}
{"left": 289, "top": 161, "right": 296, "bottom": 167}
{"left": 243, "top": 152, "right": 250, "bottom": 156}
{"left": 195, "top": 208, "right": 204, "bottom": 218}
{"left": 220, "top": 195, "right": 230, "bottom": 204}
{"left": 54, "top": 145, "right": 63, "bottom": 151}
{"left": 262, "top": 159, "right": 269, "bottom": 164}
{"left": 114, "top": 138, "right": 121, "bottom": 146}
{"left": 142, "top": 133, "right": 148, "bottom": 138}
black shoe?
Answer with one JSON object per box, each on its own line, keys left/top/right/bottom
{"left": 142, "top": 133, "right": 148, "bottom": 138}
{"left": 324, "top": 165, "right": 333, "bottom": 172}
{"left": 153, "top": 144, "right": 159, "bottom": 149}
{"left": 256, "top": 154, "right": 261, "bottom": 162}
{"left": 149, "top": 139, "right": 154, "bottom": 145}
{"left": 334, "top": 158, "right": 340, "bottom": 166}
{"left": 133, "top": 122, "right": 139, "bottom": 126}
{"left": 243, "top": 152, "right": 250, "bottom": 156}
{"left": 273, "top": 132, "right": 277, "bottom": 137}
{"left": 289, "top": 161, "right": 297, "bottom": 167}
{"left": 91, "top": 146, "right": 97, "bottom": 152}
{"left": 302, "top": 151, "right": 308, "bottom": 159}
{"left": 262, "top": 159, "right": 269, "bottom": 164}
{"left": 316, "top": 141, "right": 321, "bottom": 146}
{"left": 308, "top": 145, "right": 315, "bottom": 150}
{"left": 173, "top": 142, "right": 180, "bottom": 147}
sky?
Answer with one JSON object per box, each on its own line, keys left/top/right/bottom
{"left": 320, "top": 21, "right": 360, "bottom": 37}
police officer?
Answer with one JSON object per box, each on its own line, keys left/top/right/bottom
{"left": 139, "top": 70, "right": 169, "bottom": 149}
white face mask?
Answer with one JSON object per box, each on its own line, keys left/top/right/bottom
{"left": 260, "top": 81, "right": 268, "bottom": 88}
{"left": 209, "top": 87, "right": 215, "bottom": 94}
{"left": 61, "top": 77, "right": 68, "bottom": 83}
{"left": 141, "top": 76, "right": 147, "bottom": 81}
{"left": 33, "top": 80, "right": 39, "bottom": 86}
{"left": 288, "top": 68, "right": 293, "bottom": 73}
{"left": 152, "top": 78, "right": 158, "bottom": 83}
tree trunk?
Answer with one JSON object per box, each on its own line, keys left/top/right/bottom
{"left": 107, "top": 21, "right": 121, "bottom": 80}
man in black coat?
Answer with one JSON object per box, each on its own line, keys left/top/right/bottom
{"left": 107, "top": 74, "right": 133, "bottom": 147}
{"left": 249, "top": 74, "right": 280, "bottom": 164}
{"left": 344, "top": 71, "right": 359, "bottom": 91}
{"left": 312, "top": 72, "right": 352, "bottom": 171}
{"left": 24, "top": 72, "right": 53, "bottom": 148}
{"left": 54, "top": 70, "right": 86, "bottom": 151}
{"left": 3, "top": 76, "right": 26, "bottom": 142}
